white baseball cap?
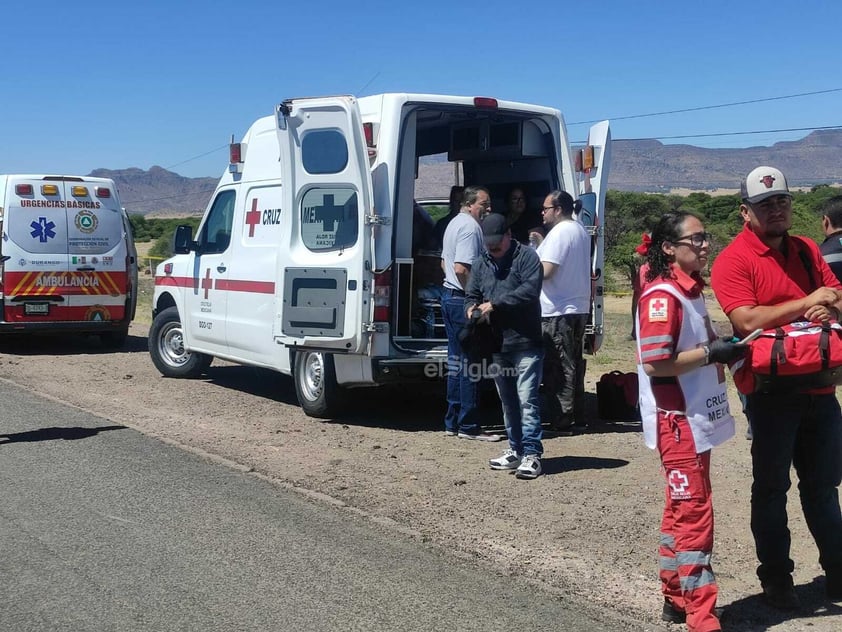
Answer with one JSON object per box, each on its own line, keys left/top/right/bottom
{"left": 741, "top": 166, "right": 791, "bottom": 204}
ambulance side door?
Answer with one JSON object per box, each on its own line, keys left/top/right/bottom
{"left": 223, "top": 183, "right": 284, "bottom": 364}
{"left": 183, "top": 189, "right": 233, "bottom": 355}
{"left": 274, "top": 96, "right": 374, "bottom": 354}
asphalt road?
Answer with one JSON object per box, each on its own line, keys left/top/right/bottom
{"left": 0, "top": 380, "right": 653, "bottom": 632}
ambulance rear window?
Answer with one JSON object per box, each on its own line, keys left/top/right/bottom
{"left": 301, "top": 130, "right": 348, "bottom": 174}
{"left": 300, "top": 187, "right": 358, "bottom": 252}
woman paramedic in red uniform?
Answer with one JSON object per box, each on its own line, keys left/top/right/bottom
{"left": 636, "top": 211, "right": 745, "bottom": 632}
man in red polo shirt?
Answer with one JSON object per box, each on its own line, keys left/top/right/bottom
{"left": 711, "top": 166, "right": 842, "bottom": 610}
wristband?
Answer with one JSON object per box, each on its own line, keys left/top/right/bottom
{"left": 702, "top": 345, "right": 711, "bottom": 366}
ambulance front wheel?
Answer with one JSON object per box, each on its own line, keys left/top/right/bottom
{"left": 149, "top": 306, "right": 213, "bottom": 378}
{"left": 293, "top": 350, "right": 345, "bottom": 419}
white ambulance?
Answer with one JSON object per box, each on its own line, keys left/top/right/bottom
{"left": 0, "top": 175, "right": 138, "bottom": 346}
{"left": 149, "top": 93, "right": 610, "bottom": 417}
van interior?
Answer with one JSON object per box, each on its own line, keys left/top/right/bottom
{"left": 390, "top": 103, "right": 568, "bottom": 354}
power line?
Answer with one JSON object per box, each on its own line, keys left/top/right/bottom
{"left": 617, "top": 124, "right": 842, "bottom": 142}
{"left": 572, "top": 124, "right": 842, "bottom": 146}
{"left": 568, "top": 87, "right": 842, "bottom": 125}
{"left": 164, "top": 144, "right": 228, "bottom": 171}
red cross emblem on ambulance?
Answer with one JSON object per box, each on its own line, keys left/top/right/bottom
{"left": 668, "top": 469, "right": 689, "bottom": 494}
{"left": 245, "top": 198, "right": 261, "bottom": 237}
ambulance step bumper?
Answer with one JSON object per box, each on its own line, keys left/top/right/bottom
{"left": 374, "top": 356, "right": 448, "bottom": 383}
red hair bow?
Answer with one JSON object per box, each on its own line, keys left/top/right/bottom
{"left": 635, "top": 233, "right": 651, "bottom": 256}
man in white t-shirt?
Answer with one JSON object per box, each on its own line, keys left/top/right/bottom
{"left": 530, "top": 190, "right": 591, "bottom": 434}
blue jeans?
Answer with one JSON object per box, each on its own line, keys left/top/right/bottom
{"left": 492, "top": 347, "right": 544, "bottom": 456}
{"left": 441, "top": 289, "right": 480, "bottom": 435}
{"left": 746, "top": 391, "right": 842, "bottom": 583}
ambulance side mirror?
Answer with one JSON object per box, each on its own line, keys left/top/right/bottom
{"left": 173, "top": 225, "right": 195, "bottom": 255}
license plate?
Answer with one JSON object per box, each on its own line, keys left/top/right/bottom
{"left": 24, "top": 303, "right": 50, "bottom": 315}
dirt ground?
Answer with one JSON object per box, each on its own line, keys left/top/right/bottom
{"left": 1, "top": 293, "right": 840, "bottom": 631}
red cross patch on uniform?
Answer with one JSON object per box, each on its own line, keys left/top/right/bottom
{"left": 667, "top": 469, "right": 691, "bottom": 500}
{"left": 648, "top": 297, "right": 668, "bottom": 322}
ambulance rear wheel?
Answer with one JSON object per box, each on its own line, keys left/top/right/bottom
{"left": 149, "top": 307, "right": 212, "bottom": 378}
{"left": 293, "top": 350, "right": 344, "bottom": 418}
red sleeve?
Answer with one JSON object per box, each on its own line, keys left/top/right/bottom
{"left": 637, "top": 290, "right": 682, "bottom": 363}
{"left": 711, "top": 247, "right": 757, "bottom": 314}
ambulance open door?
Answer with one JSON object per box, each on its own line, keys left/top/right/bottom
{"left": 273, "top": 96, "right": 374, "bottom": 354}
{"left": 576, "top": 120, "right": 611, "bottom": 354}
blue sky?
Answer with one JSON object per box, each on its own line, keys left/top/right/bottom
{"left": 3, "top": 0, "right": 841, "bottom": 179}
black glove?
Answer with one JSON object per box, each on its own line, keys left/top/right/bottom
{"left": 707, "top": 336, "right": 747, "bottom": 364}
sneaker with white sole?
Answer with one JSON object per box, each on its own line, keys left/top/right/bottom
{"left": 444, "top": 430, "right": 457, "bottom": 437}
{"left": 489, "top": 449, "right": 521, "bottom": 470}
{"left": 457, "top": 431, "right": 503, "bottom": 442}
{"left": 515, "top": 454, "right": 542, "bottom": 479}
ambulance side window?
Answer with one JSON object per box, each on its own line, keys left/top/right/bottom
{"left": 198, "top": 190, "right": 235, "bottom": 254}
{"left": 300, "top": 187, "right": 358, "bottom": 252}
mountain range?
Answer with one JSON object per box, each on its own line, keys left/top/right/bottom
{"left": 94, "top": 129, "right": 842, "bottom": 216}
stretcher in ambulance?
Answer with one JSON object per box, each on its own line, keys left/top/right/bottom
{"left": 0, "top": 175, "right": 138, "bottom": 346}
{"left": 150, "top": 93, "right": 610, "bottom": 417}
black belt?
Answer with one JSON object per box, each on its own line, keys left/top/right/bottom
{"left": 444, "top": 287, "right": 465, "bottom": 296}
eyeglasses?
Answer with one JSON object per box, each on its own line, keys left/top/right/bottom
{"left": 475, "top": 200, "right": 491, "bottom": 209}
{"left": 541, "top": 205, "right": 559, "bottom": 212}
{"left": 673, "top": 232, "right": 712, "bottom": 247}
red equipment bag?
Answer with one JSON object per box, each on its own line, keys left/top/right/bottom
{"left": 731, "top": 320, "right": 842, "bottom": 394}
{"left": 597, "top": 371, "right": 641, "bottom": 420}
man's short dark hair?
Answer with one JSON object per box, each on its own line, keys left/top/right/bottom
{"left": 822, "top": 195, "right": 842, "bottom": 230}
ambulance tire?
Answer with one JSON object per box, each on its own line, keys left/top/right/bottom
{"left": 293, "top": 350, "right": 345, "bottom": 419}
{"left": 149, "top": 306, "right": 213, "bottom": 378}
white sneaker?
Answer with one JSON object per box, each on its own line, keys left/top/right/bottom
{"left": 444, "top": 430, "right": 457, "bottom": 437}
{"left": 489, "top": 449, "right": 521, "bottom": 470}
{"left": 457, "top": 431, "right": 503, "bottom": 442}
{"left": 516, "top": 454, "right": 542, "bottom": 479}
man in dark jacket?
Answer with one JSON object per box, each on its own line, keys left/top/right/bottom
{"left": 820, "top": 195, "right": 842, "bottom": 283}
{"left": 464, "top": 213, "right": 545, "bottom": 479}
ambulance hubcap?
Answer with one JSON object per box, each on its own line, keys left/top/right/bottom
{"left": 299, "top": 352, "right": 324, "bottom": 401}
{"left": 159, "top": 321, "right": 189, "bottom": 366}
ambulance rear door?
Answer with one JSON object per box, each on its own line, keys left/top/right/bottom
{"left": 63, "top": 178, "right": 132, "bottom": 324}
{"left": 2, "top": 176, "right": 70, "bottom": 322}
{"left": 274, "top": 96, "right": 374, "bottom": 354}
{"left": 576, "top": 121, "right": 611, "bottom": 354}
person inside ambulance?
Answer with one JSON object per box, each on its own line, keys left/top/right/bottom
{"left": 502, "top": 186, "right": 542, "bottom": 245}
{"left": 433, "top": 186, "right": 466, "bottom": 251}
{"left": 636, "top": 211, "right": 745, "bottom": 632}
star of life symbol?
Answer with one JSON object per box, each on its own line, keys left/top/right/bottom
{"left": 30, "top": 217, "right": 57, "bottom": 243}
{"left": 668, "top": 469, "right": 690, "bottom": 494}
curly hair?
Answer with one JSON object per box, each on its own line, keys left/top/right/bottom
{"left": 644, "top": 211, "right": 702, "bottom": 283}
